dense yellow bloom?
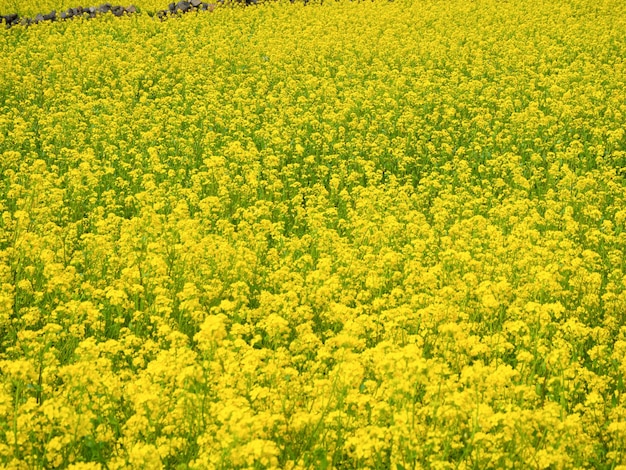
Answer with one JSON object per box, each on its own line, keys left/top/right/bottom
{"left": 1, "top": 0, "right": 626, "bottom": 467}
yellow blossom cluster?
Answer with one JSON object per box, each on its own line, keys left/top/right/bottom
{"left": 1, "top": 0, "right": 626, "bottom": 468}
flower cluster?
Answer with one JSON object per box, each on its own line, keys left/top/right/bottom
{"left": 1, "top": 0, "right": 626, "bottom": 468}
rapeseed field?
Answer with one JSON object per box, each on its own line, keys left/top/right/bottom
{"left": 1, "top": 0, "right": 626, "bottom": 467}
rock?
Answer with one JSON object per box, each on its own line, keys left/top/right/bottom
{"left": 168, "top": 2, "right": 176, "bottom": 11}
{"left": 2, "top": 0, "right": 139, "bottom": 26}
{"left": 176, "top": 0, "right": 191, "bottom": 12}
{"left": 199, "top": 2, "right": 208, "bottom": 9}
{"left": 190, "top": 0, "right": 201, "bottom": 7}
{"left": 157, "top": 9, "right": 168, "bottom": 18}
{"left": 4, "top": 13, "right": 19, "bottom": 25}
